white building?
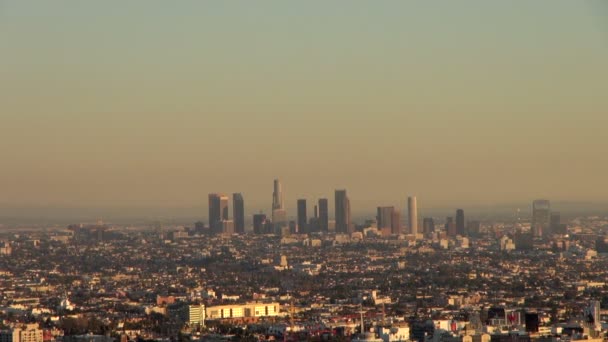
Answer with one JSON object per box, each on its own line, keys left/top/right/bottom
{"left": 206, "top": 302, "right": 280, "bottom": 320}
{"left": 407, "top": 196, "right": 418, "bottom": 237}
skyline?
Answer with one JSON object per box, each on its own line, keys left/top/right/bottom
{"left": 0, "top": 179, "right": 607, "bottom": 224}
{"left": 3, "top": 2, "right": 608, "bottom": 341}
{"left": 1, "top": 1, "right": 607, "bottom": 211}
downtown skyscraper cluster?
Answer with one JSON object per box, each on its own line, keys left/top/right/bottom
{"left": 207, "top": 193, "right": 245, "bottom": 235}
{"left": 207, "top": 179, "right": 354, "bottom": 235}
{"left": 203, "top": 179, "right": 497, "bottom": 243}
{"left": 206, "top": 179, "right": 429, "bottom": 238}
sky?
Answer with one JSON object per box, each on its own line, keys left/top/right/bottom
{"left": 1, "top": 1, "right": 607, "bottom": 219}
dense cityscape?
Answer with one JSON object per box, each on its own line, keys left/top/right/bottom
{"left": 2, "top": 1, "right": 606, "bottom": 342}
{"left": 1, "top": 179, "right": 608, "bottom": 342}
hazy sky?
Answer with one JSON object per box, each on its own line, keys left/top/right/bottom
{"left": 1, "top": 1, "right": 607, "bottom": 215}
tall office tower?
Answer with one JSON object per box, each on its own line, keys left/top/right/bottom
{"left": 456, "top": 209, "right": 465, "bottom": 236}
{"left": 391, "top": 209, "right": 402, "bottom": 235}
{"left": 335, "top": 190, "right": 352, "bottom": 233}
{"left": 532, "top": 199, "right": 551, "bottom": 238}
{"left": 208, "top": 193, "right": 229, "bottom": 231}
{"left": 377, "top": 206, "right": 395, "bottom": 231}
{"left": 272, "top": 179, "right": 283, "bottom": 210}
{"left": 307, "top": 204, "right": 319, "bottom": 232}
{"left": 271, "top": 179, "right": 286, "bottom": 225}
{"left": 445, "top": 217, "right": 456, "bottom": 237}
{"left": 253, "top": 213, "right": 267, "bottom": 234}
{"left": 550, "top": 212, "right": 566, "bottom": 235}
{"left": 318, "top": 198, "right": 329, "bottom": 232}
{"left": 407, "top": 196, "right": 418, "bottom": 236}
{"left": 297, "top": 199, "right": 307, "bottom": 234}
{"left": 233, "top": 193, "right": 245, "bottom": 234}
{"left": 220, "top": 197, "right": 229, "bottom": 220}
{"left": 422, "top": 217, "right": 435, "bottom": 235}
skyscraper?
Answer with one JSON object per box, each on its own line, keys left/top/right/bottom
{"left": 233, "top": 193, "right": 245, "bottom": 234}
{"left": 335, "top": 190, "right": 352, "bottom": 233}
{"left": 253, "top": 213, "right": 267, "bottom": 234}
{"left": 318, "top": 198, "right": 329, "bottom": 232}
{"left": 407, "top": 196, "right": 418, "bottom": 236}
{"left": 532, "top": 199, "right": 551, "bottom": 238}
{"left": 271, "top": 179, "right": 286, "bottom": 225}
{"left": 445, "top": 217, "right": 456, "bottom": 237}
{"left": 377, "top": 206, "right": 394, "bottom": 232}
{"left": 422, "top": 217, "right": 435, "bottom": 235}
{"left": 208, "top": 193, "right": 229, "bottom": 232}
{"left": 376, "top": 207, "right": 395, "bottom": 236}
{"left": 456, "top": 209, "right": 465, "bottom": 236}
{"left": 391, "top": 209, "right": 402, "bottom": 235}
{"left": 272, "top": 179, "right": 283, "bottom": 210}
{"left": 297, "top": 199, "right": 307, "bottom": 233}
{"left": 550, "top": 212, "right": 567, "bottom": 235}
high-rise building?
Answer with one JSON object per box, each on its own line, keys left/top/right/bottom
{"left": 422, "top": 217, "right": 435, "bottom": 235}
{"left": 233, "top": 193, "right": 245, "bottom": 234}
{"left": 335, "top": 190, "right": 352, "bottom": 233}
{"left": 253, "top": 213, "right": 268, "bottom": 234}
{"left": 208, "top": 193, "right": 229, "bottom": 232}
{"left": 407, "top": 196, "right": 418, "bottom": 236}
{"left": 445, "top": 217, "right": 456, "bottom": 237}
{"left": 550, "top": 212, "right": 567, "bottom": 235}
{"left": 391, "top": 209, "right": 402, "bottom": 235}
{"left": 318, "top": 198, "right": 329, "bottom": 232}
{"left": 550, "top": 212, "right": 560, "bottom": 230}
{"left": 271, "top": 179, "right": 286, "bottom": 225}
{"left": 377, "top": 206, "right": 395, "bottom": 230}
{"left": 272, "top": 179, "right": 283, "bottom": 210}
{"left": 456, "top": 209, "right": 465, "bottom": 236}
{"left": 532, "top": 199, "right": 551, "bottom": 238}
{"left": 297, "top": 199, "right": 307, "bottom": 233}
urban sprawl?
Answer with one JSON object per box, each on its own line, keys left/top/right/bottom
{"left": 1, "top": 180, "right": 607, "bottom": 342}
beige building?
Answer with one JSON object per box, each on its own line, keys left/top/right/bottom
{"left": 0, "top": 324, "right": 43, "bottom": 342}
{"left": 206, "top": 302, "right": 280, "bottom": 320}
{"left": 188, "top": 304, "right": 206, "bottom": 326}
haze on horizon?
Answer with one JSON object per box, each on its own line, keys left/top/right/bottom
{"left": 1, "top": 1, "right": 607, "bottom": 215}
